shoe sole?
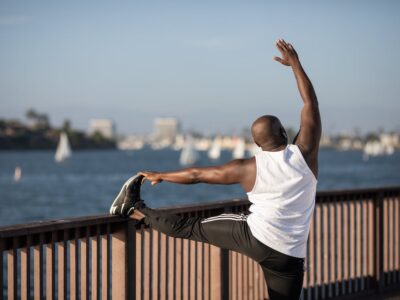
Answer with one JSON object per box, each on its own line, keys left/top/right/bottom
{"left": 109, "top": 174, "right": 141, "bottom": 215}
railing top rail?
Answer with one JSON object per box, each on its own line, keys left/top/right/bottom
{"left": 0, "top": 186, "right": 399, "bottom": 238}
{"left": 0, "top": 214, "right": 126, "bottom": 239}
{"left": 315, "top": 185, "right": 400, "bottom": 196}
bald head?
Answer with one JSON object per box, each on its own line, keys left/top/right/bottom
{"left": 251, "top": 115, "right": 288, "bottom": 148}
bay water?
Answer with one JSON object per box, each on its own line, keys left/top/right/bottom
{"left": 0, "top": 148, "right": 399, "bottom": 227}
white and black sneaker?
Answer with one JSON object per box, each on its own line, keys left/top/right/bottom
{"left": 109, "top": 174, "right": 144, "bottom": 217}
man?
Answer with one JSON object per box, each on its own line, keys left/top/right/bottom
{"left": 110, "top": 39, "right": 321, "bottom": 300}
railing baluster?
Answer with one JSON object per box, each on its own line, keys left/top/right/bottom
{"left": 64, "top": 230, "right": 69, "bottom": 300}
{"left": 361, "top": 197, "right": 366, "bottom": 291}
{"left": 355, "top": 196, "right": 360, "bottom": 292}
{"left": 396, "top": 192, "right": 400, "bottom": 284}
{"left": 111, "top": 223, "right": 127, "bottom": 300}
{"left": 151, "top": 229, "right": 159, "bottom": 300}
{"left": 58, "top": 231, "right": 65, "bottom": 300}
{"left": 204, "top": 242, "right": 210, "bottom": 300}
{"left": 143, "top": 229, "right": 150, "bottom": 300}
{"left": 375, "top": 191, "right": 385, "bottom": 293}
{"left": 0, "top": 240, "right": 3, "bottom": 300}
{"left": 96, "top": 225, "right": 101, "bottom": 299}
{"left": 135, "top": 226, "right": 142, "bottom": 300}
{"left": 383, "top": 194, "right": 389, "bottom": 286}
{"left": 70, "top": 230, "right": 77, "bottom": 300}
{"left": 349, "top": 195, "right": 354, "bottom": 293}
{"left": 159, "top": 232, "right": 166, "bottom": 300}
{"left": 80, "top": 228, "right": 88, "bottom": 300}
{"left": 323, "top": 199, "right": 329, "bottom": 298}
{"left": 248, "top": 255, "right": 254, "bottom": 300}
{"left": 329, "top": 197, "right": 338, "bottom": 297}
{"left": 210, "top": 245, "right": 222, "bottom": 300}
{"left": 179, "top": 236, "right": 184, "bottom": 300}
{"left": 166, "top": 235, "right": 173, "bottom": 300}
{"left": 91, "top": 227, "right": 98, "bottom": 300}
{"left": 196, "top": 240, "right": 202, "bottom": 300}
{"left": 316, "top": 202, "right": 322, "bottom": 299}
{"left": 7, "top": 238, "right": 17, "bottom": 300}
{"left": 46, "top": 233, "right": 54, "bottom": 300}
{"left": 33, "top": 234, "right": 44, "bottom": 300}
{"left": 182, "top": 239, "right": 189, "bottom": 299}
{"left": 21, "top": 235, "right": 31, "bottom": 300}
{"left": 389, "top": 192, "right": 395, "bottom": 283}
{"left": 101, "top": 225, "right": 108, "bottom": 300}
{"left": 190, "top": 239, "right": 196, "bottom": 299}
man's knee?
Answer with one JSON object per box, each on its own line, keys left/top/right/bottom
{"left": 144, "top": 214, "right": 199, "bottom": 240}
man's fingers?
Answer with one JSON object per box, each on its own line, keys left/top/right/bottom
{"left": 276, "top": 42, "right": 285, "bottom": 54}
{"left": 273, "top": 56, "right": 290, "bottom": 66}
{"left": 278, "top": 39, "right": 289, "bottom": 51}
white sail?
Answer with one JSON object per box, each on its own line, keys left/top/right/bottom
{"left": 232, "top": 138, "right": 246, "bottom": 159}
{"left": 180, "top": 136, "right": 199, "bottom": 166}
{"left": 55, "top": 132, "right": 72, "bottom": 162}
{"left": 208, "top": 138, "right": 221, "bottom": 160}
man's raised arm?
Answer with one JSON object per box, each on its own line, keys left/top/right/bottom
{"left": 274, "top": 39, "right": 321, "bottom": 175}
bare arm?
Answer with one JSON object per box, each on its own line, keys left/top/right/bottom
{"left": 274, "top": 39, "right": 321, "bottom": 176}
{"left": 140, "top": 158, "right": 256, "bottom": 192}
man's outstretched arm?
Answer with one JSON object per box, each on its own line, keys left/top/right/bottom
{"left": 139, "top": 158, "right": 255, "bottom": 191}
{"left": 274, "top": 39, "right": 321, "bottom": 174}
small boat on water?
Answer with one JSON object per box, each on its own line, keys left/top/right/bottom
{"left": 179, "top": 136, "right": 199, "bottom": 166}
{"left": 363, "top": 140, "right": 394, "bottom": 161}
{"left": 208, "top": 137, "right": 221, "bottom": 160}
{"left": 232, "top": 138, "right": 246, "bottom": 159}
{"left": 55, "top": 132, "right": 72, "bottom": 162}
{"left": 14, "top": 166, "right": 22, "bottom": 182}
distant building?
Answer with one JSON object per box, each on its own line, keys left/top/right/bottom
{"left": 88, "top": 119, "right": 116, "bottom": 139}
{"left": 152, "top": 117, "right": 180, "bottom": 145}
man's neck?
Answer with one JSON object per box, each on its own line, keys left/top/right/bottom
{"left": 260, "top": 142, "right": 287, "bottom": 152}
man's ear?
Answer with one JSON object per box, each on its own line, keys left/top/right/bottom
{"left": 280, "top": 127, "right": 288, "bottom": 143}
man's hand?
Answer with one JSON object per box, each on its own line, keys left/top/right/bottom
{"left": 274, "top": 39, "right": 300, "bottom": 67}
{"left": 139, "top": 171, "right": 163, "bottom": 186}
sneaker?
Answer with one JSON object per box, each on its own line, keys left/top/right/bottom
{"left": 110, "top": 174, "right": 144, "bottom": 217}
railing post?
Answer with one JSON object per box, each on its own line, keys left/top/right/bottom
{"left": 374, "top": 191, "right": 385, "bottom": 293}
{"left": 126, "top": 219, "right": 136, "bottom": 300}
{"left": 220, "top": 248, "right": 230, "bottom": 300}
{"left": 111, "top": 221, "right": 128, "bottom": 300}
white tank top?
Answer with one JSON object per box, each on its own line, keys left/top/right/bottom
{"left": 246, "top": 144, "right": 317, "bottom": 258}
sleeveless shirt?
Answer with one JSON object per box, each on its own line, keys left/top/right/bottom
{"left": 246, "top": 144, "right": 317, "bottom": 258}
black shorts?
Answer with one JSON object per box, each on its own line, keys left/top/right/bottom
{"left": 140, "top": 207, "right": 305, "bottom": 300}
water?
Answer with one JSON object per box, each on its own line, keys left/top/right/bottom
{"left": 0, "top": 148, "right": 399, "bottom": 227}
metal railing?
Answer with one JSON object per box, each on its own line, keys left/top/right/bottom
{"left": 1, "top": 186, "right": 400, "bottom": 299}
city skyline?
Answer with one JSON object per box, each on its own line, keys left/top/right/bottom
{"left": 1, "top": 1, "right": 400, "bottom": 135}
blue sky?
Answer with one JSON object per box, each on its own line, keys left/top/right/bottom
{"left": 1, "top": 1, "right": 399, "bottom": 135}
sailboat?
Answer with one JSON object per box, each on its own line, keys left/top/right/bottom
{"left": 232, "top": 138, "right": 246, "bottom": 159}
{"left": 180, "top": 136, "right": 199, "bottom": 166}
{"left": 55, "top": 132, "right": 72, "bottom": 162}
{"left": 363, "top": 140, "right": 395, "bottom": 161}
{"left": 208, "top": 137, "right": 221, "bottom": 160}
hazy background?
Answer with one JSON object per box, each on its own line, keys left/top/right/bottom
{"left": 1, "top": 1, "right": 399, "bottom": 135}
